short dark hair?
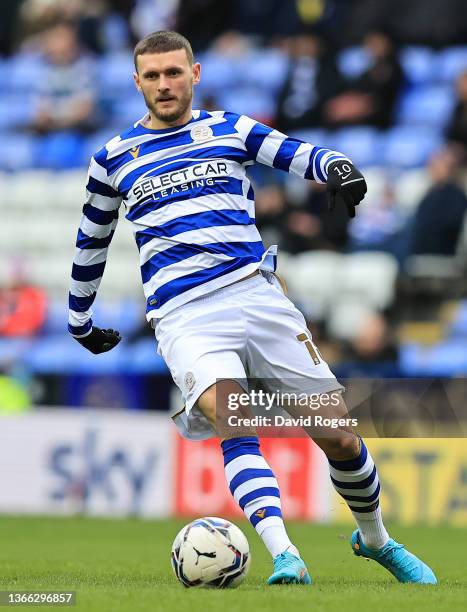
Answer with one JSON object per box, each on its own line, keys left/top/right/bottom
{"left": 134, "top": 31, "right": 193, "bottom": 70}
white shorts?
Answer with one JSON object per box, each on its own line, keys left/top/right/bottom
{"left": 154, "top": 272, "right": 343, "bottom": 439}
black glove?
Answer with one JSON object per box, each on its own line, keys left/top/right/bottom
{"left": 74, "top": 326, "right": 121, "bottom": 354}
{"left": 326, "top": 160, "right": 367, "bottom": 218}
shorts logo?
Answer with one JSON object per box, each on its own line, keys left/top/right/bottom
{"left": 254, "top": 508, "right": 266, "bottom": 519}
{"left": 184, "top": 371, "right": 196, "bottom": 392}
{"left": 190, "top": 125, "right": 213, "bottom": 143}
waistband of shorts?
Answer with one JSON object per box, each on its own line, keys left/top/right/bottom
{"left": 186, "top": 271, "right": 266, "bottom": 306}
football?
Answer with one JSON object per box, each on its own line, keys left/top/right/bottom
{"left": 171, "top": 517, "right": 250, "bottom": 588}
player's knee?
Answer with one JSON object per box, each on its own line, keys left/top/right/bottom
{"left": 197, "top": 380, "right": 256, "bottom": 438}
{"left": 318, "top": 433, "right": 360, "bottom": 461}
{"left": 196, "top": 385, "right": 217, "bottom": 427}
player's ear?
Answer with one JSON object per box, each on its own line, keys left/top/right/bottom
{"left": 192, "top": 62, "right": 201, "bottom": 85}
{"left": 133, "top": 71, "right": 142, "bottom": 92}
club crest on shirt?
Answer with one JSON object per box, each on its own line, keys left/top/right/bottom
{"left": 190, "top": 124, "right": 213, "bottom": 143}
{"left": 184, "top": 371, "right": 196, "bottom": 392}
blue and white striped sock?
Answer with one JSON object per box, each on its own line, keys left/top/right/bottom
{"left": 221, "top": 436, "right": 299, "bottom": 559}
{"left": 328, "top": 438, "right": 389, "bottom": 549}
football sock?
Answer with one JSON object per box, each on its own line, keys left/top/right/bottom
{"left": 328, "top": 438, "right": 389, "bottom": 549}
{"left": 221, "top": 436, "right": 299, "bottom": 559}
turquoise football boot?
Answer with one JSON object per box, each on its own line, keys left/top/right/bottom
{"left": 267, "top": 551, "right": 312, "bottom": 585}
{"left": 351, "top": 530, "right": 437, "bottom": 584}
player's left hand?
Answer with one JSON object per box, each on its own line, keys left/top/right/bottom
{"left": 326, "top": 160, "right": 367, "bottom": 218}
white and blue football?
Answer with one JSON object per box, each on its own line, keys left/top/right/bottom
{"left": 171, "top": 517, "right": 250, "bottom": 588}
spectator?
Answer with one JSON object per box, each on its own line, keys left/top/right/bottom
{"left": 341, "top": 0, "right": 467, "bottom": 47}
{"left": 409, "top": 147, "right": 467, "bottom": 256}
{"left": 254, "top": 183, "right": 287, "bottom": 248}
{"left": 324, "top": 29, "right": 403, "bottom": 128}
{"left": 130, "top": 0, "right": 179, "bottom": 41}
{"left": 275, "top": 33, "right": 342, "bottom": 132}
{"left": 347, "top": 311, "right": 398, "bottom": 362}
{"left": 255, "top": 181, "right": 349, "bottom": 254}
{"left": 0, "top": 272, "right": 47, "bottom": 337}
{"left": 446, "top": 70, "right": 467, "bottom": 153}
{"left": 283, "top": 182, "right": 350, "bottom": 253}
{"left": 348, "top": 180, "right": 408, "bottom": 262}
{"left": 0, "top": 0, "right": 23, "bottom": 56}
{"left": 30, "top": 21, "right": 97, "bottom": 133}
{"left": 176, "top": 0, "right": 233, "bottom": 52}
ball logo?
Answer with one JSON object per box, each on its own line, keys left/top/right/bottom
{"left": 190, "top": 125, "right": 213, "bottom": 143}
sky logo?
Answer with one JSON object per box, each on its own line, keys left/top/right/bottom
{"left": 48, "top": 429, "right": 158, "bottom": 515}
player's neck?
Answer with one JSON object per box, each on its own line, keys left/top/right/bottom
{"left": 144, "top": 109, "right": 193, "bottom": 131}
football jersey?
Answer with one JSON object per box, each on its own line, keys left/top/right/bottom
{"left": 68, "top": 110, "right": 348, "bottom": 337}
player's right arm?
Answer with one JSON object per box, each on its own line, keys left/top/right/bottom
{"left": 68, "top": 151, "right": 122, "bottom": 354}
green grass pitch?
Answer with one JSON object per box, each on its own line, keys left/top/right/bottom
{"left": 0, "top": 516, "right": 465, "bottom": 611}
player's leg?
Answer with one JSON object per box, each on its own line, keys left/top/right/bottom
{"left": 245, "top": 275, "right": 437, "bottom": 584}
{"left": 304, "top": 399, "right": 436, "bottom": 584}
{"left": 154, "top": 285, "right": 310, "bottom": 585}
{"left": 295, "top": 398, "right": 391, "bottom": 551}
{"left": 196, "top": 380, "right": 311, "bottom": 585}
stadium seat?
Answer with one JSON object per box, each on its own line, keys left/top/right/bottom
{"left": 400, "top": 47, "right": 437, "bottom": 85}
{"left": 394, "top": 168, "right": 430, "bottom": 214}
{"left": 337, "top": 46, "right": 371, "bottom": 79}
{"left": 97, "top": 52, "right": 136, "bottom": 95}
{"left": 396, "top": 85, "right": 455, "bottom": 128}
{"left": 240, "top": 49, "right": 289, "bottom": 94}
{"left": 194, "top": 52, "right": 241, "bottom": 95}
{"left": 0, "top": 95, "right": 34, "bottom": 130}
{"left": 0, "top": 339, "right": 31, "bottom": 364}
{"left": 36, "top": 132, "right": 85, "bottom": 169}
{"left": 332, "top": 127, "right": 381, "bottom": 168}
{"left": 447, "top": 300, "right": 467, "bottom": 336}
{"left": 82, "top": 129, "right": 124, "bottom": 163}
{"left": 6, "top": 170, "right": 62, "bottom": 209}
{"left": 327, "top": 300, "right": 375, "bottom": 341}
{"left": 399, "top": 340, "right": 467, "bottom": 375}
{"left": 282, "top": 251, "right": 345, "bottom": 319}
{"left": 0, "top": 58, "right": 10, "bottom": 91}
{"left": 7, "top": 54, "right": 45, "bottom": 93}
{"left": 90, "top": 299, "right": 143, "bottom": 335}
{"left": 339, "top": 252, "right": 398, "bottom": 310}
{"left": 51, "top": 170, "right": 87, "bottom": 208}
{"left": 125, "top": 338, "right": 169, "bottom": 374}
{"left": 404, "top": 255, "right": 462, "bottom": 281}
{"left": 0, "top": 216, "right": 77, "bottom": 255}
{"left": 356, "top": 166, "right": 387, "bottom": 202}
{"left": 23, "top": 335, "right": 125, "bottom": 374}
{"left": 435, "top": 46, "right": 467, "bottom": 83}
{"left": 289, "top": 128, "right": 329, "bottom": 147}
{"left": 0, "top": 135, "right": 37, "bottom": 171}
{"left": 218, "top": 87, "right": 276, "bottom": 121}
{"left": 383, "top": 126, "right": 443, "bottom": 168}
{"left": 111, "top": 93, "right": 146, "bottom": 126}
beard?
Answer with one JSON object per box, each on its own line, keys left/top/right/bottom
{"left": 143, "top": 87, "right": 193, "bottom": 124}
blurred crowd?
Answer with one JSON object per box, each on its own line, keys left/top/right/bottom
{"left": 1, "top": 0, "right": 467, "bottom": 408}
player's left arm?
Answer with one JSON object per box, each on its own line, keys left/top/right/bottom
{"left": 231, "top": 113, "right": 367, "bottom": 217}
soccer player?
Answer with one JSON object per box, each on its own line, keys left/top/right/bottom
{"left": 68, "top": 31, "right": 437, "bottom": 586}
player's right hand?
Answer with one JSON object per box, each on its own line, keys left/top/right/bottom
{"left": 74, "top": 326, "right": 121, "bottom": 354}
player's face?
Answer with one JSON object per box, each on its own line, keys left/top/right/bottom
{"left": 134, "top": 50, "right": 200, "bottom": 125}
